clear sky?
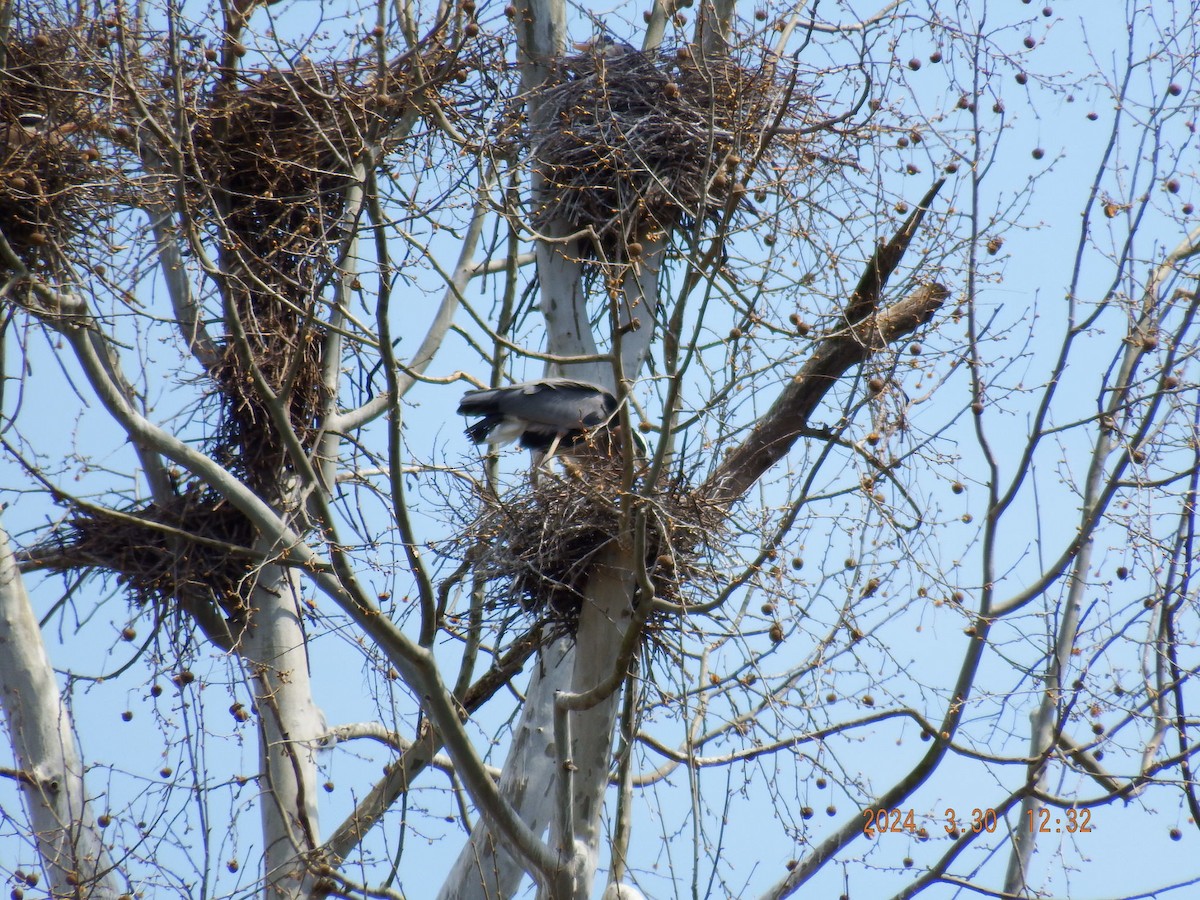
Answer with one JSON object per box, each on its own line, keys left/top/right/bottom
{"left": 2, "top": 0, "right": 1199, "bottom": 898}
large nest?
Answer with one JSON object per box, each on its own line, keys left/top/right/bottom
{"left": 189, "top": 34, "right": 463, "bottom": 260}
{"left": 207, "top": 316, "right": 329, "bottom": 491}
{"left": 186, "top": 48, "right": 457, "bottom": 487}
{"left": 464, "top": 461, "right": 724, "bottom": 638}
{"left": 0, "top": 28, "right": 113, "bottom": 272}
{"left": 525, "top": 43, "right": 800, "bottom": 253}
{"left": 25, "top": 485, "right": 260, "bottom": 632}
{"left": 190, "top": 58, "right": 410, "bottom": 254}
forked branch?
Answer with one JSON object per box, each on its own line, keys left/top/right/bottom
{"left": 701, "top": 182, "right": 946, "bottom": 505}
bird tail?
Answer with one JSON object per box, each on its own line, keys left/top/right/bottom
{"left": 464, "top": 416, "right": 499, "bottom": 444}
{"left": 456, "top": 388, "right": 503, "bottom": 417}
{"left": 458, "top": 390, "right": 504, "bottom": 445}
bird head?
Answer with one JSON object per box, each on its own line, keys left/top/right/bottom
{"left": 16, "top": 111, "right": 46, "bottom": 131}
{"left": 571, "top": 35, "right": 635, "bottom": 58}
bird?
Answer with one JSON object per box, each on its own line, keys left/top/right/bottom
{"left": 2, "top": 110, "right": 79, "bottom": 159}
{"left": 16, "top": 112, "right": 46, "bottom": 130}
{"left": 457, "top": 377, "right": 645, "bottom": 476}
{"left": 571, "top": 35, "right": 637, "bottom": 58}
{"left": 1, "top": 112, "right": 44, "bottom": 155}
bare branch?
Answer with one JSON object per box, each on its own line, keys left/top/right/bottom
{"left": 703, "top": 282, "right": 948, "bottom": 505}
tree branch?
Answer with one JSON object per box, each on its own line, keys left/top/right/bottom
{"left": 702, "top": 282, "right": 948, "bottom": 506}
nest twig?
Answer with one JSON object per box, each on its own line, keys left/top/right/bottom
{"left": 461, "top": 461, "right": 722, "bottom": 640}
{"left": 186, "top": 45, "right": 460, "bottom": 487}
{"left": 0, "top": 27, "right": 116, "bottom": 272}
{"left": 24, "top": 486, "right": 260, "bottom": 634}
{"left": 522, "top": 43, "right": 803, "bottom": 254}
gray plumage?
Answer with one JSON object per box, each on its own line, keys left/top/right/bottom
{"left": 457, "top": 378, "right": 620, "bottom": 453}
{"left": 571, "top": 35, "right": 637, "bottom": 58}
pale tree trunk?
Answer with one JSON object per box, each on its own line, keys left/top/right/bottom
{"left": 438, "top": 640, "right": 571, "bottom": 900}
{"left": 541, "top": 549, "right": 641, "bottom": 900}
{"left": 523, "top": 3, "right": 652, "bottom": 886}
{"left": 535, "top": 221, "right": 603, "bottom": 385}
{"left": 440, "top": 0, "right": 576, "bottom": 894}
{"left": 241, "top": 555, "right": 326, "bottom": 899}
{"left": 442, "top": 1, "right": 661, "bottom": 895}
{"left": 617, "top": 236, "right": 662, "bottom": 381}
{"left": 0, "top": 523, "right": 122, "bottom": 899}
{"left": 519, "top": 244, "right": 652, "bottom": 897}
{"left": 697, "top": 0, "right": 737, "bottom": 57}
{"left": 1003, "top": 230, "right": 1198, "bottom": 896}
{"left": 441, "top": 151, "right": 652, "bottom": 900}
{"left": 8, "top": 211, "right": 325, "bottom": 898}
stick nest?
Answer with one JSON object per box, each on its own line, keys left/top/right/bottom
{"left": 27, "top": 486, "right": 260, "bottom": 628}
{"left": 0, "top": 28, "right": 116, "bottom": 272}
{"left": 186, "top": 50, "right": 454, "bottom": 486}
{"left": 463, "top": 462, "right": 724, "bottom": 636}
{"left": 190, "top": 58, "right": 415, "bottom": 251}
{"left": 523, "top": 44, "right": 800, "bottom": 252}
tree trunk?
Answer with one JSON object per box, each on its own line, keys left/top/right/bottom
{"left": 241, "top": 556, "right": 326, "bottom": 898}
{"left": 438, "top": 639, "right": 571, "bottom": 899}
{"left": 0, "top": 523, "right": 122, "bottom": 899}
{"left": 543, "top": 548, "right": 639, "bottom": 900}
{"left": 447, "top": 3, "right": 652, "bottom": 895}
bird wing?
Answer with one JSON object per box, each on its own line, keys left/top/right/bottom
{"left": 508, "top": 380, "right": 616, "bottom": 428}
{"left": 458, "top": 379, "right": 616, "bottom": 430}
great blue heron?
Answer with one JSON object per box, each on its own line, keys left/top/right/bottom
{"left": 571, "top": 35, "right": 637, "bottom": 58}
{"left": 457, "top": 378, "right": 644, "bottom": 477}
{"left": 2, "top": 111, "right": 79, "bottom": 154}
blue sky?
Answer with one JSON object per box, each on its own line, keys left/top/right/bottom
{"left": 3, "top": 0, "right": 1200, "bottom": 897}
